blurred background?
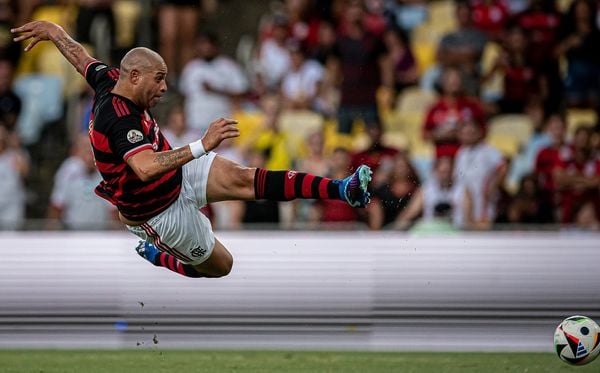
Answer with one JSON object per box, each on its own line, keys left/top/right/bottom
{"left": 0, "top": 0, "right": 598, "bottom": 232}
{"left": 0, "top": 0, "right": 599, "bottom": 358}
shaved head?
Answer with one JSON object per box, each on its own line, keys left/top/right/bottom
{"left": 113, "top": 47, "right": 168, "bottom": 109}
{"left": 120, "top": 47, "right": 166, "bottom": 75}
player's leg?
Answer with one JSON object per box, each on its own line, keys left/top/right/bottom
{"left": 191, "top": 238, "right": 232, "bottom": 277}
{"left": 205, "top": 155, "right": 372, "bottom": 207}
{"left": 136, "top": 238, "right": 232, "bottom": 278}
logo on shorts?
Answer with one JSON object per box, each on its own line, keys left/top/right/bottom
{"left": 127, "top": 129, "right": 144, "bottom": 143}
{"left": 287, "top": 171, "right": 297, "bottom": 179}
{"left": 190, "top": 246, "right": 207, "bottom": 258}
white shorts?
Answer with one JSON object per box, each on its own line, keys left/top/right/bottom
{"left": 126, "top": 152, "right": 217, "bottom": 265}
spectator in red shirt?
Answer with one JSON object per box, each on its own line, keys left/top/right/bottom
{"left": 514, "top": 0, "right": 563, "bottom": 110}
{"left": 423, "top": 66, "right": 486, "bottom": 159}
{"left": 470, "top": 0, "right": 511, "bottom": 41}
{"left": 555, "top": 126, "right": 600, "bottom": 223}
{"left": 484, "top": 24, "right": 545, "bottom": 113}
{"left": 534, "top": 112, "right": 570, "bottom": 222}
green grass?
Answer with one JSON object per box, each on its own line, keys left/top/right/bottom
{"left": 0, "top": 350, "right": 597, "bottom": 373}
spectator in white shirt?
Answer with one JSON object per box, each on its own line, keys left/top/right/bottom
{"left": 0, "top": 126, "right": 28, "bottom": 230}
{"left": 394, "top": 156, "right": 464, "bottom": 230}
{"left": 47, "top": 135, "right": 116, "bottom": 230}
{"left": 454, "top": 120, "right": 507, "bottom": 229}
{"left": 179, "top": 31, "right": 249, "bottom": 136}
{"left": 255, "top": 14, "right": 292, "bottom": 93}
{"left": 281, "top": 41, "right": 324, "bottom": 110}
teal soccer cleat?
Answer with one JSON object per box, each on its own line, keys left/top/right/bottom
{"left": 338, "top": 164, "right": 372, "bottom": 208}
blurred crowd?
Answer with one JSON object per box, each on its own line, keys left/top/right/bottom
{"left": 0, "top": 0, "right": 599, "bottom": 232}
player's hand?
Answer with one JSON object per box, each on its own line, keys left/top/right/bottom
{"left": 11, "top": 21, "right": 63, "bottom": 52}
{"left": 201, "top": 117, "right": 240, "bottom": 152}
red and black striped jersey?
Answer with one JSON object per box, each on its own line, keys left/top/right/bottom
{"left": 84, "top": 60, "right": 182, "bottom": 221}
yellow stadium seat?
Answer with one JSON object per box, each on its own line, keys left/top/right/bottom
{"left": 113, "top": 0, "right": 142, "bottom": 49}
{"left": 396, "top": 87, "right": 438, "bottom": 114}
{"left": 480, "top": 42, "right": 504, "bottom": 100}
{"left": 428, "top": 0, "right": 456, "bottom": 25}
{"left": 278, "top": 110, "right": 324, "bottom": 140}
{"left": 566, "top": 109, "right": 597, "bottom": 138}
{"left": 487, "top": 133, "right": 520, "bottom": 158}
{"left": 557, "top": 0, "right": 575, "bottom": 12}
{"left": 488, "top": 114, "right": 533, "bottom": 146}
{"left": 411, "top": 40, "right": 437, "bottom": 74}
{"left": 410, "top": 140, "right": 434, "bottom": 159}
{"left": 382, "top": 131, "right": 409, "bottom": 151}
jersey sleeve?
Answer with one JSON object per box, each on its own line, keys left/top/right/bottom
{"left": 106, "top": 116, "right": 153, "bottom": 161}
{"left": 84, "top": 60, "right": 119, "bottom": 93}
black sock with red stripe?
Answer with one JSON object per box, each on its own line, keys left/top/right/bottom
{"left": 254, "top": 169, "right": 342, "bottom": 201}
{"left": 153, "top": 252, "right": 205, "bottom": 278}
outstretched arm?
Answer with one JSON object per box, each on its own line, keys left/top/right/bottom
{"left": 127, "top": 118, "right": 240, "bottom": 182}
{"left": 12, "top": 21, "right": 94, "bottom": 76}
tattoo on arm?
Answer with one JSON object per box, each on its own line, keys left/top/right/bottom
{"left": 153, "top": 148, "right": 192, "bottom": 169}
{"left": 53, "top": 34, "right": 93, "bottom": 75}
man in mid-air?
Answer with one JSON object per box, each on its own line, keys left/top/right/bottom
{"left": 12, "top": 21, "right": 372, "bottom": 278}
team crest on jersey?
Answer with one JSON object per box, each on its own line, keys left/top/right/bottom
{"left": 127, "top": 129, "right": 144, "bottom": 143}
{"left": 190, "top": 247, "right": 207, "bottom": 258}
{"left": 287, "top": 171, "right": 297, "bottom": 179}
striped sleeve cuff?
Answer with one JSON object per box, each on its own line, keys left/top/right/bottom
{"left": 123, "top": 144, "right": 153, "bottom": 161}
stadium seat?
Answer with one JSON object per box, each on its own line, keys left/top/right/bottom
{"left": 479, "top": 42, "right": 504, "bottom": 102}
{"left": 487, "top": 133, "right": 520, "bottom": 158}
{"left": 557, "top": 0, "right": 575, "bottom": 12}
{"left": 488, "top": 114, "right": 533, "bottom": 147}
{"left": 566, "top": 109, "right": 597, "bottom": 137}
{"left": 113, "top": 0, "right": 142, "bottom": 49}
{"left": 428, "top": 0, "right": 457, "bottom": 27}
{"left": 411, "top": 41, "right": 437, "bottom": 74}
{"left": 381, "top": 131, "right": 409, "bottom": 151}
{"left": 396, "top": 87, "right": 437, "bottom": 114}
{"left": 278, "top": 110, "right": 324, "bottom": 140}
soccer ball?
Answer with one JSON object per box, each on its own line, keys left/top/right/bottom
{"left": 554, "top": 315, "right": 600, "bottom": 366}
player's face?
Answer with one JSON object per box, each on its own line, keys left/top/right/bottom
{"left": 141, "top": 63, "right": 168, "bottom": 108}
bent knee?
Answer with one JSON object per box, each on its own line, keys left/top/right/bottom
{"left": 210, "top": 256, "right": 233, "bottom": 278}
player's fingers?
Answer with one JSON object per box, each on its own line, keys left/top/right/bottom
{"left": 218, "top": 118, "right": 238, "bottom": 126}
{"left": 223, "top": 124, "right": 238, "bottom": 132}
{"left": 13, "top": 32, "right": 35, "bottom": 42}
{"left": 10, "top": 24, "right": 34, "bottom": 34}
{"left": 24, "top": 37, "right": 40, "bottom": 52}
{"left": 222, "top": 130, "right": 240, "bottom": 139}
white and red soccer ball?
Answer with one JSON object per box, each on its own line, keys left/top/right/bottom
{"left": 554, "top": 315, "right": 600, "bottom": 366}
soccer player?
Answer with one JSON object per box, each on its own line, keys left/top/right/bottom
{"left": 12, "top": 21, "right": 372, "bottom": 278}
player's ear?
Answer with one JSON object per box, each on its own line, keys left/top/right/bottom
{"left": 130, "top": 68, "right": 141, "bottom": 84}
